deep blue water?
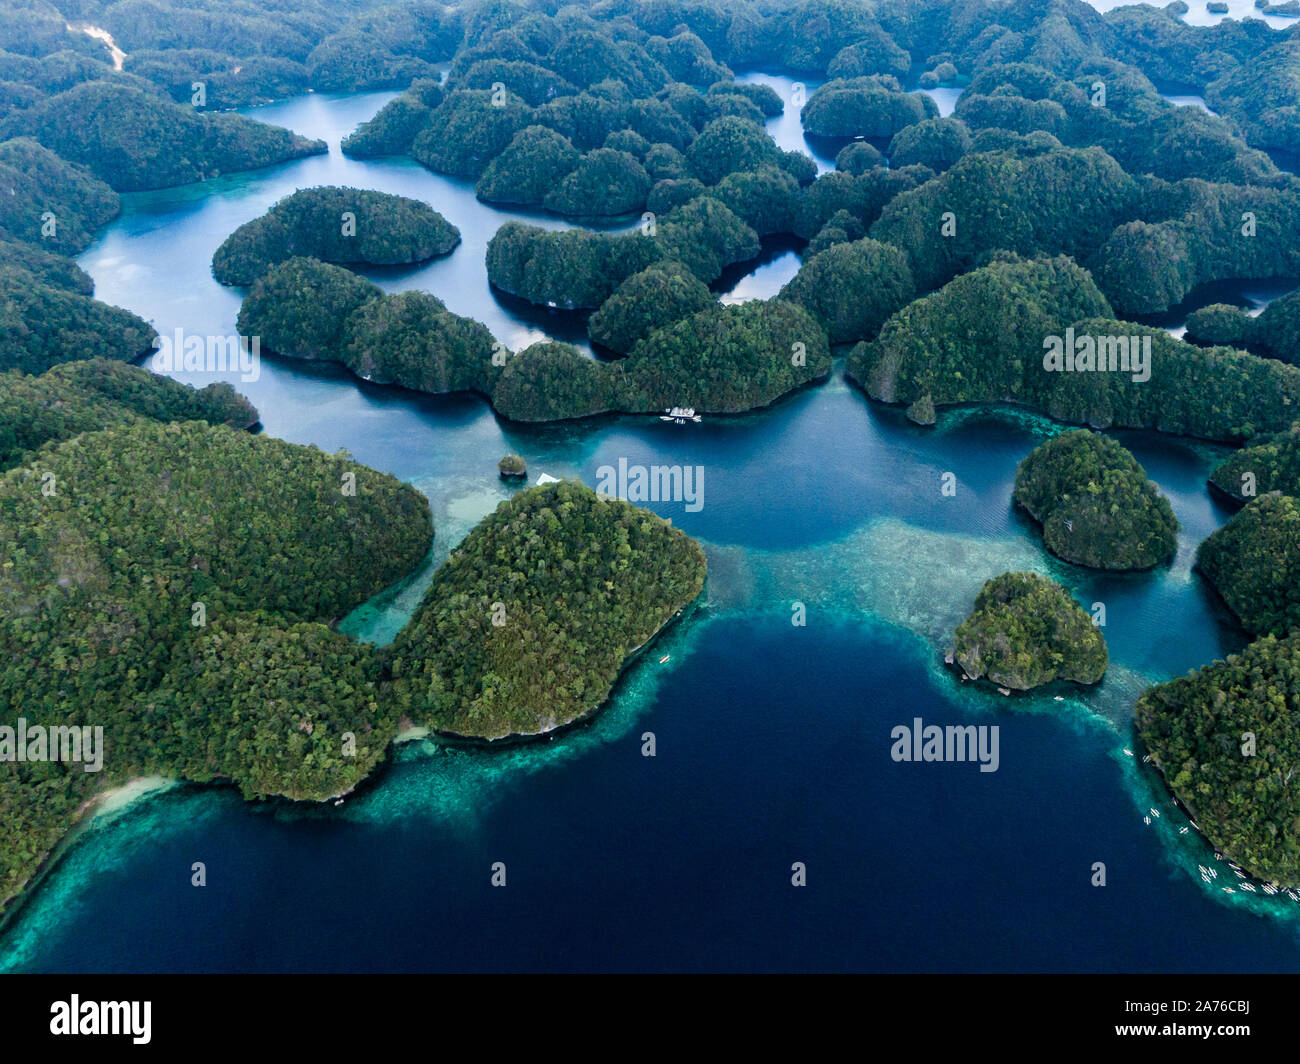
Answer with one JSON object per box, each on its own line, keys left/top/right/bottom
{"left": 8, "top": 615, "right": 1300, "bottom": 973}
{"left": 3, "top": 84, "right": 1300, "bottom": 973}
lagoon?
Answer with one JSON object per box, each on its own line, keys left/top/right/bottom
{"left": 3, "top": 87, "right": 1299, "bottom": 973}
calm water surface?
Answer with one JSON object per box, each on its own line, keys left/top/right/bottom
{"left": 3, "top": 85, "right": 1299, "bottom": 973}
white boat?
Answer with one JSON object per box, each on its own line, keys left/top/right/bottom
{"left": 1223, "top": 887, "right": 1235, "bottom": 894}
{"left": 1263, "top": 884, "right": 1278, "bottom": 895}
{"left": 1241, "top": 883, "right": 1257, "bottom": 893}
{"left": 1123, "top": 748, "right": 1133, "bottom": 756}
{"left": 659, "top": 406, "right": 702, "bottom": 424}
{"left": 1149, "top": 808, "right": 1160, "bottom": 818}
{"left": 1144, "top": 815, "right": 1151, "bottom": 825}
{"left": 1235, "top": 869, "right": 1247, "bottom": 878}
{"left": 1179, "top": 827, "right": 1188, "bottom": 834}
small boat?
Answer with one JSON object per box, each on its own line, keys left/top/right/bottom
{"left": 1123, "top": 748, "right": 1133, "bottom": 756}
{"left": 1287, "top": 891, "right": 1300, "bottom": 902}
{"left": 1149, "top": 808, "right": 1160, "bottom": 818}
{"left": 659, "top": 654, "right": 670, "bottom": 664}
{"left": 1179, "top": 827, "right": 1188, "bottom": 834}
{"left": 1235, "top": 869, "right": 1247, "bottom": 879}
{"left": 1142, "top": 754, "right": 1152, "bottom": 763}
{"left": 1053, "top": 695, "right": 1064, "bottom": 702}
{"left": 659, "top": 406, "right": 702, "bottom": 424}
{"left": 333, "top": 799, "right": 344, "bottom": 807}
{"left": 1263, "top": 884, "right": 1278, "bottom": 895}
{"left": 1144, "top": 815, "right": 1151, "bottom": 825}
{"left": 997, "top": 686, "right": 1011, "bottom": 696}
{"left": 1241, "top": 883, "right": 1257, "bottom": 893}
{"left": 1223, "top": 887, "right": 1236, "bottom": 894}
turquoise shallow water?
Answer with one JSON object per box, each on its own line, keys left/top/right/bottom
{"left": 3, "top": 86, "right": 1300, "bottom": 972}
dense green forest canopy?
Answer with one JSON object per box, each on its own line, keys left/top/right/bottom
{"left": 212, "top": 186, "right": 460, "bottom": 285}
{"left": 4, "top": 0, "right": 1300, "bottom": 920}
{"left": 616, "top": 296, "right": 831, "bottom": 413}
{"left": 489, "top": 340, "right": 616, "bottom": 422}
{"left": 1137, "top": 633, "right": 1300, "bottom": 885}
{"left": 341, "top": 288, "right": 498, "bottom": 394}
{"left": 236, "top": 255, "right": 383, "bottom": 362}
{"left": 0, "top": 136, "right": 118, "bottom": 253}
{"left": 0, "top": 237, "right": 93, "bottom": 294}
{"left": 486, "top": 219, "right": 662, "bottom": 308}
{"left": 587, "top": 260, "right": 715, "bottom": 355}
{"left": 953, "top": 571, "right": 1108, "bottom": 690}
{"left": 886, "top": 117, "right": 972, "bottom": 173}
{"left": 0, "top": 81, "right": 324, "bottom": 190}
{"left": 1012, "top": 429, "right": 1179, "bottom": 570}
{"left": 340, "top": 77, "right": 445, "bottom": 156}
{"left": 386, "top": 480, "right": 707, "bottom": 740}
{"left": 847, "top": 253, "right": 1112, "bottom": 423}
{"left": 779, "top": 235, "right": 914, "bottom": 344}
{"left": 542, "top": 145, "right": 651, "bottom": 217}
{"left": 0, "top": 261, "right": 157, "bottom": 373}
{"left": 1197, "top": 492, "right": 1300, "bottom": 638}
{"left": 0, "top": 357, "right": 257, "bottom": 470}
{"left": 1185, "top": 290, "right": 1300, "bottom": 365}
{"left": 850, "top": 256, "right": 1300, "bottom": 440}
{"left": 869, "top": 146, "right": 1141, "bottom": 294}
{"left": 0, "top": 417, "right": 433, "bottom": 909}
{"left": 240, "top": 252, "right": 829, "bottom": 420}
{"left": 1090, "top": 179, "right": 1300, "bottom": 316}
{"left": 238, "top": 256, "right": 498, "bottom": 395}
{"left": 1209, "top": 423, "right": 1300, "bottom": 502}
{"left": 474, "top": 123, "right": 581, "bottom": 205}
{"left": 801, "top": 76, "right": 938, "bottom": 139}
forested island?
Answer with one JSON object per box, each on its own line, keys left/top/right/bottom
{"left": 212, "top": 187, "right": 461, "bottom": 286}
{"left": 1185, "top": 289, "right": 1300, "bottom": 364}
{"left": 386, "top": 480, "right": 707, "bottom": 740}
{"left": 1209, "top": 423, "right": 1300, "bottom": 501}
{"left": 3, "top": 0, "right": 1300, "bottom": 915}
{"left": 0, "top": 410, "right": 706, "bottom": 913}
{"left": 1138, "top": 634, "right": 1300, "bottom": 885}
{"left": 1196, "top": 492, "right": 1300, "bottom": 637}
{"left": 239, "top": 254, "right": 830, "bottom": 419}
{"left": 848, "top": 256, "right": 1300, "bottom": 439}
{"left": 1013, "top": 430, "right": 1179, "bottom": 570}
{"left": 952, "top": 572, "right": 1108, "bottom": 690}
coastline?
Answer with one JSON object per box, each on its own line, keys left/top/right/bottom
{"left": 0, "top": 774, "right": 178, "bottom": 935}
